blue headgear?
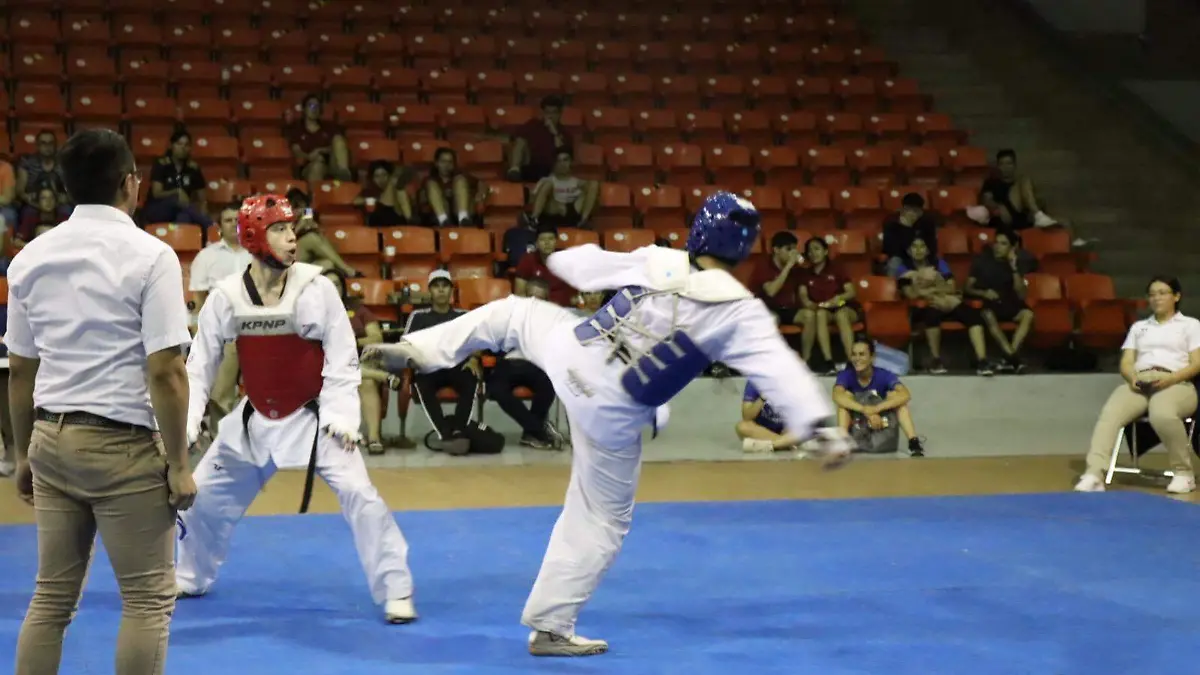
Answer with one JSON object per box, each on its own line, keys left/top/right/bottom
{"left": 685, "top": 191, "right": 761, "bottom": 264}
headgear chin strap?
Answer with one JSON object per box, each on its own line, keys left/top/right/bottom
{"left": 237, "top": 194, "right": 295, "bottom": 269}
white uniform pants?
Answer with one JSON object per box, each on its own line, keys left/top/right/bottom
{"left": 176, "top": 414, "right": 414, "bottom": 605}
{"left": 403, "top": 296, "right": 646, "bottom": 635}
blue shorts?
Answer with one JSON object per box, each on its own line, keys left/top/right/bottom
{"left": 755, "top": 416, "right": 785, "bottom": 435}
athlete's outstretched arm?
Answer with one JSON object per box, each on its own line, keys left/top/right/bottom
{"left": 704, "top": 299, "right": 834, "bottom": 439}
{"left": 185, "top": 290, "right": 234, "bottom": 443}
{"left": 313, "top": 276, "right": 363, "bottom": 440}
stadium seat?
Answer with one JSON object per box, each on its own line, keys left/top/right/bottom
{"left": 439, "top": 227, "right": 493, "bottom": 264}
{"left": 557, "top": 228, "right": 601, "bottom": 249}
{"left": 634, "top": 185, "right": 688, "bottom": 232}
{"left": 458, "top": 277, "right": 513, "bottom": 309}
{"left": 603, "top": 229, "right": 656, "bottom": 253}
{"left": 348, "top": 278, "right": 398, "bottom": 322}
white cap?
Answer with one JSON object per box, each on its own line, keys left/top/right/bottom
{"left": 428, "top": 269, "right": 453, "bottom": 284}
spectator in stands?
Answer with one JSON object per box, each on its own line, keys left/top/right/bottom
{"left": 881, "top": 192, "right": 940, "bottom": 277}
{"left": 189, "top": 205, "right": 253, "bottom": 427}
{"left": 749, "top": 231, "right": 803, "bottom": 325}
{"left": 354, "top": 160, "right": 413, "bottom": 226}
{"left": 403, "top": 269, "right": 481, "bottom": 455}
{"left": 514, "top": 223, "right": 577, "bottom": 307}
{"left": 14, "top": 188, "right": 67, "bottom": 247}
{"left": 140, "top": 130, "right": 212, "bottom": 227}
{"left": 288, "top": 188, "right": 365, "bottom": 278}
{"left": 487, "top": 277, "right": 564, "bottom": 450}
{"left": 833, "top": 337, "right": 926, "bottom": 457}
{"left": 323, "top": 270, "right": 396, "bottom": 456}
{"left": 1075, "top": 276, "right": 1200, "bottom": 493}
{"left": 530, "top": 150, "right": 599, "bottom": 228}
{"left": 15, "top": 129, "right": 70, "bottom": 222}
{"left": 979, "top": 149, "right": 1059, "bottom": 231}
{"left": 798, "top": 237, "right": 859, "bottom": 374}
{"left": 736, "top": 380, "right": 798, "bottom": 453}
{"left": 964, "top": 229, "right": 1036, "bottom": 373}
{"left": 505, "top": 95, "right": 572, "bottom": 183}
{"left": 287, "top": 93, "right": 353, "bottom": 183}
{"left": 500, "top": 213, "right": 539, "bottom": 274}
{"left": 896, "top": 237, "right": 992, "bottom": 376}
{"left": 419, "top": 147, "right": 488, "bottom": 227}
{"left": 0, "top": 158, "right": 17, "bottom": 234}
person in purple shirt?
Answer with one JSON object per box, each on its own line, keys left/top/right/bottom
{"left": 736, "top": 380, "right": 799, "bottom": 453}
{"left": 832, "top": 337, "right": 926, "bottom": 457}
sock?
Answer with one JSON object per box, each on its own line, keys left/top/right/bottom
{"left": 436, "top": 213, "right": 448, "bottom": 225}
{"left": 457, "top": 210, "right": 470, "bottom": 223}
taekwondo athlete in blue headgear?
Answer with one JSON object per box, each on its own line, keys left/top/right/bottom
{"left": 363, "top": 190, "right": 854, "bottom": 657}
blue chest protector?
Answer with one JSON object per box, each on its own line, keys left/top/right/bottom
{"left": 572, "top": 286, "right": 711, "bottom": 407}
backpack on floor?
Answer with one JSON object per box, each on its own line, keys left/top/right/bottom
{"left": 847, "top": 390, "right": 901, "bottom": 454}
{"left": 463, "top": 421, "right": 506, "bottom": 454}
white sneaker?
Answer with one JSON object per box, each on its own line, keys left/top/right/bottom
{"left": 1073, "top": 474, "right": 1104, "bottom": 492}
{"left": 175, "top": 585, "right": 205, "bottom": 599}
{"left": 805, "top": 426, "right": 854, "bottom": 469}
{"left": 741, "top": 437, "right": 775, "bottom": 453}
{"left": 527, "top": 630, "right": 609, "bottom": 657}
{"left": 0, "top": 460, "right": 14, "bottom": 477}
{"left": 1033, "top": 211, "right": 1058, "bottom": 228}
{"left": 384, "top": 597, "right": 417, "bottom": 624}
{"left": 1167, "top": 474, "right": 1196, "bottom": 494}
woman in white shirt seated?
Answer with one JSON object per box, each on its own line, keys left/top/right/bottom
{"left": 1076, "top": 276, "right": 1200, "bottom": 493}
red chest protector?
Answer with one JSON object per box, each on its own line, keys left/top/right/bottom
{"left": 216, "top": 262, "right": 326, "bottom": 420}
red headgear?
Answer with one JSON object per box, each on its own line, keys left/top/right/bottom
{"left": 237, "top": 194, "right": 295, "bottom": 268}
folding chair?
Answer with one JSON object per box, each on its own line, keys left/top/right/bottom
{"left": 1106, "top": 413, "right": 1199, "bottom": 485}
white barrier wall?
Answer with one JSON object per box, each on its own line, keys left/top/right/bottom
{"left": 386, "top": 373, "right": 1124, "bottom": 461}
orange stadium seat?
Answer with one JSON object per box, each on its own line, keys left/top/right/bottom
{"left": 603, "top": 229, "right": 656, "bottom": 253}
{"left": 458, "top": 277, "right": 512, "bottom": 309}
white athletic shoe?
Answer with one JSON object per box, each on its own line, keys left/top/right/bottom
{"left": 804, "top": 427, "right": 855, "bottom": 469}
{"left": 527, "top": 630, "right": 609, "bottom": 657}
{"left": 742, "top": 437, "right": 775, "bottom": 453}
{"left": 1073, "top": 474, "right": 1105, "bottom": 492}
{"left": 0, "top": 460, "right": 14, "bottom": 477}
{"left": 1167, "top": 474, "right": 1196, "bottom": 494}
{"left": 175, "top": 585, "right": 205, "bottom": 599}
{"left": 384, "top": 597, "right": 417, "bottom": 624}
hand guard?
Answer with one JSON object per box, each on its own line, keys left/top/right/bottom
{"left": 323, "top": 422, "right": 364, "bottom": 452}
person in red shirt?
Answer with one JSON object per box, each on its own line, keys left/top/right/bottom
{"left": 747, "top": 231, "right": 804, "bottom": 325}
{"left": 514, "top": 224, "right": 577, "bottom": 307}
{"left": 505, "top": 95, "right": 572, "bottom": 183}
{"left": 798, "top": 237, "right": 861, "bottom": 374}
{"left": 286, "top": 93, "right": 353, "bottom": 183}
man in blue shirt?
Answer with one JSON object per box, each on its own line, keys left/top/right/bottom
{"left": 832, "top": 337, "right": 926, "bottom": 457}
{"left": 736, "top": 380, "right": 799, "bottom": 452}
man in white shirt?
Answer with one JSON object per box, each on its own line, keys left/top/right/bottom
{"left": 7, "top": 129, "right": 195, "bottom": 675}
{"left": 189, "top": 205, "right": 253, "bottom": 426}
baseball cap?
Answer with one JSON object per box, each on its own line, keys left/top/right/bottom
{"left": 428, "top": 269, "right": 453, "bottom": 285}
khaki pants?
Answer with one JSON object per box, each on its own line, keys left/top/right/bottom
{"left": 1085, "top": 370, "right": 1199, "bottom": 478}
{"left": 15, "top": 419, "right": 177, "bottom": 675}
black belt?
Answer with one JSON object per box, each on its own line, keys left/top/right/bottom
{"left": 242, "top": 399, "right": 321, "bottom": 514}
{"left": 36, "top": 409, "right": 152, "bottom": 434}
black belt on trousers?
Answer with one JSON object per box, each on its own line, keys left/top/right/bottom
{"left": 241, "top": 399, "right": 321, "bottom": 514}
{"left": 36, "top": 409, "right": 151, "bottom": 434}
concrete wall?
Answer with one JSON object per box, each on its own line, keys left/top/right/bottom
{"left": 388, "top": 373, "right": 1126, "bottom": 461}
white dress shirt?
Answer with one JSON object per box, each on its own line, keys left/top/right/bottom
{"left": 5, "top": 205, "right": 193, "bottom": 429}
{"left": 188, "top": 239, "right": 252, "bottom": 293}
{"left": 1123, "top": 312, "right": 1200, "bottom": 372}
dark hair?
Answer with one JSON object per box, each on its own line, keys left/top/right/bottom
{"left": 430, "top": 147, "right": 456, "bottom": 176}
{"left": 770, "top": 231, "right": 798, "bottom": 249}
{"left": 302, "top": 93, "right": 322, "bottom": 110}
{"left": 368, "top": 159, "right": 394, "bottom": 176}
{"left": 169, "top": 129, "right": 190, "bottom": 146}
{"left": 901, "top": 192, "right": 925, "bottom": 209}
{"left": 996, "top": 148, "right": 1017, "bottom": 162}
{"left": 285, "top": 188, "right": 310, "bottom": 210}
{"left": 803, "top": 236, "right": 827, "bottom": 258}
{"left": 555, "top": 148, "right": 574, "bottom": 161}
{"left": 993, "top": 228, "right": 1021, "bottom": 247}
{"left": 1146, "top": 275, "right": 1182, "bottom": 296}
{"left": 540, "top": 95, "right": 564, "bottom": 109}
{"left": 536, "top": 223, "right": 559, "bottom": 238}
{"left": 851, "top": 334, "right": 875, "bottom": 353}
{"left": 58, "top": 128, "right": 136, "bottom": 206}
